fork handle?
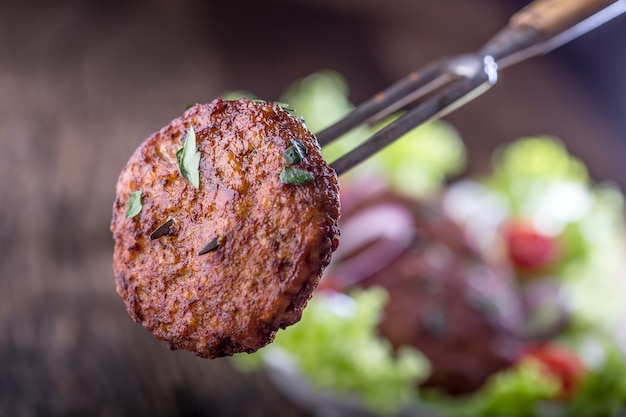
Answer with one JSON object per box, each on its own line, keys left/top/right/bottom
{"left": 510, "top": 0, "right": 618, "bottom": 38}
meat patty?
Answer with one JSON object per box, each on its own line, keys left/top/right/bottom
{"left": 323, "top": 188, "right": 523, "bottom": 394}
{"left": 111, "top": 98, "right": 340, "bottom": 359}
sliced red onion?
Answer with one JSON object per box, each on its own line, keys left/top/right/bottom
{"left": 330, "top": 203, "right": 416, "bottom": 287}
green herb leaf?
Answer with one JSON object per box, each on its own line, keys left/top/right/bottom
{"left": 275, "top": 101, "right": 295, "bottom": 113}
{"left": 280, "top": 166, "right": 314, "bottom": 185}
{"left": 283, "top": 140, "right": 308, "bottom": 164}
{"left": 291, "top": 139, "right": 307, "bottom": 157}
{"left": 176, "top": 126, "right": 201, "bottom": 189}
{"left": 126, "top": 191, "right": 143, "bottom": 219}
{"left": 251, "top": 98, "right": 295, "bottom": 113}
{"left": 283, "top": 147, "right": 301, "bottom": 164}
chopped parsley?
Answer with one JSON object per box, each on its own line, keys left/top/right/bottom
{"left": 126, "top": 191, "right": 143, "bottom": 219}
{"left": 275, "top": 101, "right": 295, "bottom": 113}
{"left": 176, "top": 126, "right": 201, "bottom": 189}
{"left": 283, "top": 139, "right": 308, "bottom": 164}
{"left": 250, "top": 98, "right": 295, "bottom": 113}
{"left": 280, "top": 166, "right": 314, "bottom": 185}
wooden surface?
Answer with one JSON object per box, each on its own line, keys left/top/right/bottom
{"left": 1, "top": 0, "right": 624, "bottom": 416}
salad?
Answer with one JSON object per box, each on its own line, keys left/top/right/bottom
{"left": 231, "top": 71, "right": 626, "bottom": 417}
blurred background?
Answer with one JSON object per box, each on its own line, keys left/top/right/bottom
{"left": 1, "top": 0, "right": 625, "bottom": 416}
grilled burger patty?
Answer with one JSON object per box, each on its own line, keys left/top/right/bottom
{"left": 111, "top": 98, "right": 340, "bottom": 359}
{"left": 324, "top": 189, "right": 523, "bottom": 394}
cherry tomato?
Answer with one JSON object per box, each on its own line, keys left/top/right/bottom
{"left": 505, "top": 221, "right": 560, "bottom": 274}
{"left": 519, "top": 343, "right": 585, "bottom": 400}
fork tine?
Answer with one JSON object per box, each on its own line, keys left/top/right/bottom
{"left": 316, "top": 60, "right": 450, "bottom": 147}
{"left": 330, "top": 67, "right": 494, "bottom": 176}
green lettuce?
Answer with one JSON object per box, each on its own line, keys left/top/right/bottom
{"left": 424, "top": 335, "right": 626, "bottom": 417}
{"left": 233, "top": 288, "right": 431, "bottom": 415}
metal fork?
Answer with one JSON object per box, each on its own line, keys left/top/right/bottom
{"left": 319, "top": 0, "right": 626, "bottom": 176}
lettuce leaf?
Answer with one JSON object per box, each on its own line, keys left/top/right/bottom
{"left": 233, "top": 288, "right": 430, "bottom": 415}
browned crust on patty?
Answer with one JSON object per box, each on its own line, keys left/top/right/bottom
{"left": 111, "top": 98, "right": 340, "bottom": 358}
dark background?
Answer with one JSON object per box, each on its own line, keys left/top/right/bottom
{"left": 1, "top": 0, "right": 625, "bottom": 416}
